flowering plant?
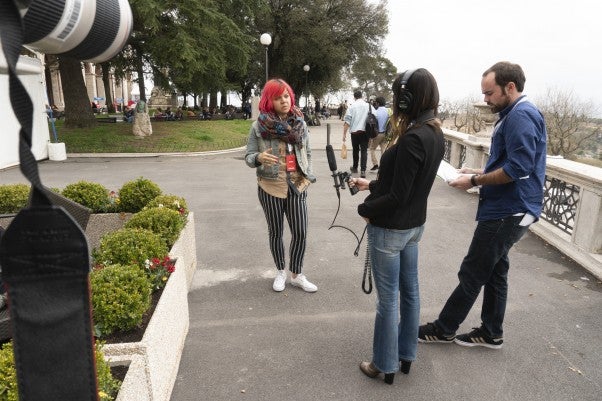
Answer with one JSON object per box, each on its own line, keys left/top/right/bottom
{"left": 108, "top": 190, "right": 120, "bottom": 209}
{"left": 144, "top": 256, "right": 176, "bottom": 289}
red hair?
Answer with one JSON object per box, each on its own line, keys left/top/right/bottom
{"left": 259, "top": 79, "right": 296, "bottom": 113}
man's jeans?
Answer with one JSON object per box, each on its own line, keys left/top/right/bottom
{"left": 435, "top": 216, "right": 529, "bottom": 338}
{"left": 368, "top": 224, "right": 424, "bottom": 373}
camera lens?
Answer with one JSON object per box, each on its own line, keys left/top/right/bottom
{"left": 22, "top": 0, "right": 132, "bottom": 63}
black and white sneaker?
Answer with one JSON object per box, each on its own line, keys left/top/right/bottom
{"left": 454, "top": 327, "right": 503, "bottom": 349}
{"left": 418, "top": 322, "right": 455, "bottom": 343}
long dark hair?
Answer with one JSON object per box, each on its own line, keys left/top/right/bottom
{"left": 390, "top": 68, "right": 440, "bottom": 146}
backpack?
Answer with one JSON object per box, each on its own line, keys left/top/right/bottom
{"left": 365, "top": 104, "right": 379, "bottom": 139}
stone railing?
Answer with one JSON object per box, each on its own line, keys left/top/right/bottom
{"left": 442, "top": 128, "right": 602, "bottom": 279}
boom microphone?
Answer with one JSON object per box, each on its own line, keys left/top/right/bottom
{"left": 326, "top": 144, "right": 337, "bottom": 172}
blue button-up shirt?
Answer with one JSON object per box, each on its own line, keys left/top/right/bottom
{"left": 477, "top": 96, "right": 547, "bottom": 221}
{"left": 343, "top": 99, "right": 368, "bottom": 133}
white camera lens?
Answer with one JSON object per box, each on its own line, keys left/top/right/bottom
{"left": 22, "top": 0, "right": 132, "bottom": 63}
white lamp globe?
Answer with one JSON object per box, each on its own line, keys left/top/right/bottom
{"left": 260, "top": 33, "right": 272, "bottom": 46}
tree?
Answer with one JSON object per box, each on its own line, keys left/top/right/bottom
{"left": 100, "top": 63, "right": 116, "bottom": 114}
{"left": 121, "top": 0, "right": 252, "bottom": 104}
{"left": 351, "top": 56, "right": 398, "bottom": 99}
{"left": 440, "top": 96, "right": 481, "bottom": 133}
{"left": 58, "top": 57, "right": 97, "bottom": 128}
{"left": 255, "top": 0, "right": 389, "bottom": 98}
{"left": 536, "top": 88, "right": 600, "bottom": 159}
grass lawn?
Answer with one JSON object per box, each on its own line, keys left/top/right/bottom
{"left": 51, "top": 118, "right": 252, "bottom": 153}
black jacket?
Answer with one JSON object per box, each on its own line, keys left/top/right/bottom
{"left": 358, "top": 122, "right": 444, "bottom": 229}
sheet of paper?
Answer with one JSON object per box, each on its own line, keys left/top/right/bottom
{"left": 437, "top": 160, "right": 460, "bottom": 182}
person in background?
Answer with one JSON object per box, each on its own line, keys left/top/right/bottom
{"left": 123, "top": 106, "right": 134, "bottom": 123}
{"left": 368, "top": 96, "right": 390, "bottom": 172}
{"left": 245, "top": 79, "right": 318, "bottom": 293}
{"left": 350, "top": 68, "right": 445, "bottom": 384}
{"left": 418, "top": 61, "right": 547, "bottom": 349}
{"left": 343, "top": 91, "right": 370, "bottom": 178}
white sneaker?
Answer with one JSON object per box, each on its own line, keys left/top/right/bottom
{"left": 290, "top": 274, "right": 318, "bottom": 293}
{"left": 273, "top": 270, "right": 287, "bottom": 292}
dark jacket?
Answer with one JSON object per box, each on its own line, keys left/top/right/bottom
{"left": 358, "top": 122, "right": 444, "bottom": 229}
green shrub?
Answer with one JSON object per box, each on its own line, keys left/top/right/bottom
{"left": 125, "top": 207, "right": 185, "bottom": 248}
{"left": 91, "top": 264, "right": 152, "bottom": 336}
{"left": 0, "top": 341, "right": 122, "bottom": 401}
{"left": 95, "top": 341, "right": 122, "bottom": 400}
{"left": 0, "top": 184, "right": 30, "bottom": 214}
{"left": 146, "top": 194, "right": 189, "bottom": 218}
{"left": 93, "top": 227, "right": 168, "bottom": 269}
{"left": 0, "top": 343, "right": 18, "bottom": 401}
{"left": 62, "top": 181, "right": 112, "bottom": 213}
{"left": 118, "top": 178, "right": 162, "bottom": 213}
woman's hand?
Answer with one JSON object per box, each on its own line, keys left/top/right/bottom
{"left": 349, "top": 177, "right": 370, "bottom": 191}
{"left": 257, "top": 148, "right": 279, "bottom": 166}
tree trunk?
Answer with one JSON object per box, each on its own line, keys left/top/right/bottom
{"left": 58, "top": 56, "right": 97, "bottom": 129}
{"left": 100, "top": 62, "right": 115, "bottom": 113}
{"left": 209, "top": 90, "right": 218, "bottom": 110}
{"left": 136, "top": 58, "right": 147, "bottom": 102}
{"left": 44, "top": 55, "right": 56, "bottom": 107}
{"left": 220, "top": 89, "right": 227, "bottom": 109}
{"left": 133, "top": 49, "right": 146, "bottom": 101}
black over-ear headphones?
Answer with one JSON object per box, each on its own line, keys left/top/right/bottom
{"left": 398, "top": 69, "right": 416, "bottom": 112}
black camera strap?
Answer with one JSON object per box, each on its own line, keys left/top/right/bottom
{"left": 0, "top": 2, "right": 98, "bottom": 400}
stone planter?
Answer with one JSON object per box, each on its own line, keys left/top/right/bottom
{"left": 102, "top": 213, "right": 196, "bottom": 401}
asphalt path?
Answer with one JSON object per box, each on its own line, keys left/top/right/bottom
{"left": 1, "top": 118, "right": 600, "bottom": 400}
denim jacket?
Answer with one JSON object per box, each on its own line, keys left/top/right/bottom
{"left": 245, "top": 121, "right": 316, "bottom": 183}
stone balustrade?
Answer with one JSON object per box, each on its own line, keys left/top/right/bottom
{"left": 442, "top": 128, "right": 602, "bottom": 279}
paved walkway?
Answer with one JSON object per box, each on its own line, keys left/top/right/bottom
{"left": 0, "top": 119, "right": 600, "bottom": 400}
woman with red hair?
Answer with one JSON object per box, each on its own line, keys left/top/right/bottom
{"left": 245, "top": 79, "right": 318, "bottom": 293}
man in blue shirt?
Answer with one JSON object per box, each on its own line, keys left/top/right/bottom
{"left": 419, "top": 61, "right": 547, "bottom": 349}
{"left": 369, "top": 96, "right": 390, "bottom": 171}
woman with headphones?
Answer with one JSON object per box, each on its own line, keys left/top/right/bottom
{"left": 349, "top": 69, "right": 445, "bottom": 384}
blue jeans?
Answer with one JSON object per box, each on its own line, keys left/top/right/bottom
{"left": 368, "top": 224, "right": 424, "bottom": 374}
{"left": 435, "top": 216, "right": 529, "bottom": 338}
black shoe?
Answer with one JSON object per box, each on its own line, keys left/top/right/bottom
{"left": 350, "top": 167, "right": 358, "bottom": 174}
{"left": 400, "top": 360, "right": 412, "bottom": 375}
{"left": 370, "top": 165, "right": 379, "bottom": 171}
{"left": 418, "top": 322, "right": 455, "bottom": 343}
{"left": 454, "top": 326, "right": 503, "bottom": 349}
{"left": 360, "top": 171, "right": 366, "bottom": 178}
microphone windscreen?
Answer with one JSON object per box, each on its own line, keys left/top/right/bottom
{"left": 326, "top": 145, "right": 337, "bottom": 172}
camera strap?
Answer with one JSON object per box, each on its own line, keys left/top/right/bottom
{"left": 0, "top": 2, "right": 98, "bottom": 400}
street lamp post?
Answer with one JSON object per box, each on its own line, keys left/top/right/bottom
{"left": 260, "top": 33, "right": 272, "bottom": 84}
{"left": 303, "top": 64, "right": 310, "bottom": 110}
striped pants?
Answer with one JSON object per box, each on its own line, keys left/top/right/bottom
{"left": 257, "top": 186, "right": 308, "bottom": 274}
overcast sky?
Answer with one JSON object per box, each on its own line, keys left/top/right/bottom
{"left": 382, "top": 0, "right": 602, "bottom": 115}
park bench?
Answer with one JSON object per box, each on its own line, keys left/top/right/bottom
{"left": 97, "top": 117, "right": 117, "bottom": 123}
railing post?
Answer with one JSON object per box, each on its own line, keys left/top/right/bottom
{"left": 449, "top": 142, "right": 463, "bottom": 168}
{"left": 572, "top": 187, "right": 602, "bottom": 253}
{"left": 462, "top": 135, "right": 488, "bottom": 170}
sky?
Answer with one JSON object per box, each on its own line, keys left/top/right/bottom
{"left": 381, "top": 0, "right": 602, "bottom": 115}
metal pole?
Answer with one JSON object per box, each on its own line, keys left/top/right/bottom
{"left": 265, "top": 47, "right": 269, "bottom": 83}
{"left": 305, "top": 72, "right": 308, "bottom": 109}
